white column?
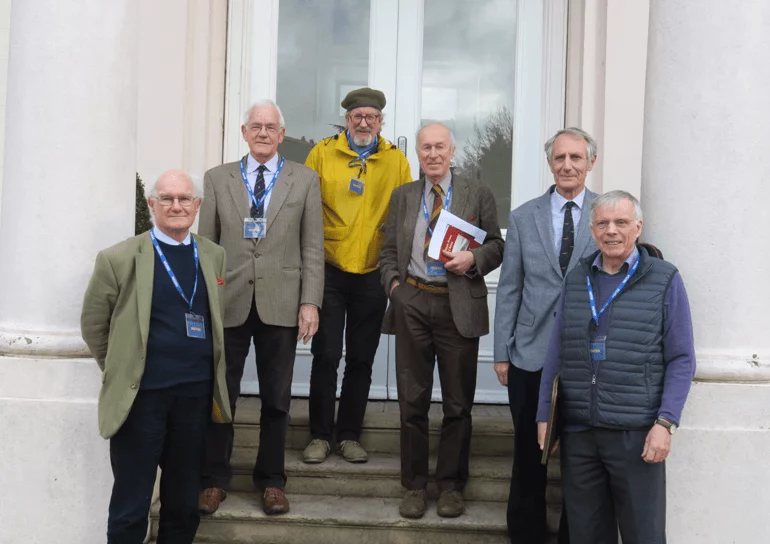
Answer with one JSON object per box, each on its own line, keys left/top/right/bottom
{"left": 641, "top": 1, "right": 770, "bottom": 542}
{"left": 0, "top": 0, "right": 137, "bottom": 541}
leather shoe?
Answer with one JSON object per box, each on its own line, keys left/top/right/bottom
{"left": 262, "top": 487, "right": 290, "bottom": 515}
{"left": 436, "top": 490, "right": 464, "bottom": 518}
{"left": 399, "top": 489, "right": 427, "bottom": 519}
{"left": 198, "top": 487, "right": 226, "bottom": 515}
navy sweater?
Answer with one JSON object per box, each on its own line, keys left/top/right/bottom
{"left": 141, "top": 240, "right": 214, "bottom": 392}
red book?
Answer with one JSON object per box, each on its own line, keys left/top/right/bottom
{"left": 438, "top": 225, "right": 481, "bottom": 263}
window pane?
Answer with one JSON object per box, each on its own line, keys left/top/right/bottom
{"left": 421, "top": 0, "right": 517, "bottom": 220}
{"left": 276, "top": 0, "right": 371, "bottom": 164}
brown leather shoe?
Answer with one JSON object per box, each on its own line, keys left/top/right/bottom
{"left": 262, "top": 487, "right": 290, "bottom": 515}
{"left": 198, "top": 487, "right": 226, "bottom": 515}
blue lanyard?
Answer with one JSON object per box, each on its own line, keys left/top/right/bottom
{"left": 421, "top": 182, "right": 453, "bottom": 236}
{"left": 149, "top": 230, "right": 199, "bottom": 311}
{"left": 586, "top": 256, "right": 640, "bottom": 324}
{"left": 240, "top": 155, "right": 285, "bottom": 215}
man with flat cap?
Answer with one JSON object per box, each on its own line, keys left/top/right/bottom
{"left": 302, "top": 87, "right": 412, "bottom": 464}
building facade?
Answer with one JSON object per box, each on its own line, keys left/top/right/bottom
{"left": 0, "top": 1, "right": 767, "bottom": 542}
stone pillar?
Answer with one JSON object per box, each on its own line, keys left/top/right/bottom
{"left": 0, "top": 0, "right": 137, "bottom": 541}
{"left": 641, "top": 1, "right": 770, "bottom": 542}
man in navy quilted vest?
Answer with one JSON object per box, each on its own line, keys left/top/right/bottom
{"left": 536, "top": 190, "right": 696, "bottom": 544}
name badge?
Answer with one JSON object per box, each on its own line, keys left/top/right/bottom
{"left": 590, "top": 335, "right": 606, "bottom": 361}
{"left": 349, "top": 178, "right": 364, "bottom": 195}
{"left": 186, "top": 313, "right": 206, "bottom": 339}
{"left": 243, "top": 217, "right": 266, "bottom": 239}
{"left": 426, "top": 261, "right": 446, "bottom": 276}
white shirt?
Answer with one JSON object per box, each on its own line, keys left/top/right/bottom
{"left": 152, "top": 226, "right": 191, "bottom": 246}
{"left": 245, "top": 152, "right": 281, "bottom": 215}
{"left": 550, "top": 187, "right": 586, "bottom": 253}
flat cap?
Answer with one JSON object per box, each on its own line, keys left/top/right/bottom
{"left": 341, "top": 87, "right": 386, "bottom": 111}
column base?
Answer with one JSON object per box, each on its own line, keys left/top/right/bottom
{"left": 0, "top": 327, "right": 90, "bottom": 357}
{"left": 0, "top": 356, "right": 111, "bottom": 542}
{"left": 695, "top": 349, "right": 770, "bottom": 383}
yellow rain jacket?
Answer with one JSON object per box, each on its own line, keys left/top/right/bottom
{"left": 305, "top": 133, "right": 412, "bottom": 274}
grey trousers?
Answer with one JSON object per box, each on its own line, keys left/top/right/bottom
{"left": 561, "top": 428, "right": 666, "bottom": 544}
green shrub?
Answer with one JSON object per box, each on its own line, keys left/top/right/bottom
{"left": 135, "top": 173, "right": 153, "bottom": 235}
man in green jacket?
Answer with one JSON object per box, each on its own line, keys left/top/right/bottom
{"left": 81, "top": 169, "right": 231, "bottom": 543}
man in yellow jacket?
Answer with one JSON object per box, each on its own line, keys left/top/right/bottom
{"left": 303, "top": 87, "right": 412, "bottom": 464}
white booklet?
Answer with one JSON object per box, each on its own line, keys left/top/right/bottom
{"left": 427, "top": 209, "right": 487, "bottom": 261}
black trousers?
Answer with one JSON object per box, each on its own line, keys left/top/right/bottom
{"left": 392, "top": 282, "right": 479, "bottom": 491}
{"left": 561, "top": 428, "right": 666, "bottom": 544}
{"left": 506, "top": 364, "right": 569, "bottom": 544}
{"left": 108, "top": 385, "right": 209, "bottom": 544}
{"left": 202, "top": 299, "right": 297, "bottom": 491}
{"left": 309, "top": 263, "right": 387, "bottom": 443}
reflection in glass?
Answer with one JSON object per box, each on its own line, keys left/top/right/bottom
{"left": 275, "top": 0, "right": 371, "bottom": 164}
{"left": 422, "top": 0, "right": 517, "bottom": 219}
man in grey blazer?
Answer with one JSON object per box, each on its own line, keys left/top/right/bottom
{"left": 197, "top": 99, "right": 324, "bottom": 516}
{"left": 380, "top": 122, "right": 504, "bottom": 519}
{"left": 493, "top": 127, "right": 599, "bottom": 543}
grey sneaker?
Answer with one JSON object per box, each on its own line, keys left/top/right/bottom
{"left": 436, "top": 490, "right": 464, "bottom": 518}
{"left": 399, "top": 489, "right": 427, "bottom": 519}
{"left": 302, "top": 439, "right": 331, "bottom": 464}
{"left": 338, "top": 440, "right": 368, "bottom": 463}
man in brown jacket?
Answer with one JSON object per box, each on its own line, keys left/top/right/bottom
{"left": 379, "top": 123, "right": 504, "bottom": 519}
{"left": 197, "top": 99, "right": 324, "bottom": 516}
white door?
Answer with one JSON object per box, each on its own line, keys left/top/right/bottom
{"left": 223, "top": 0, "right": 566, "bottom": 403}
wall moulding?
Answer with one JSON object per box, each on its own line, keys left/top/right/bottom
{"left": 694, "top": 350, "right": 769, "bottom": 384}
{"left": 0, "top": 328, "right": 89, "bottom": 358}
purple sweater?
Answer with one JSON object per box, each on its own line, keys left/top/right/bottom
{"left": 536, "top": 250, "right": 696, "bottom": 430}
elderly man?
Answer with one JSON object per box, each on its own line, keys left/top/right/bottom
{"left": 197, "top": 99, "right": 324, "bottom": 515}
{"left": 537, "top": 191, "right": 696, "bottom": 544}
{"left": 494, "top": 127, "right": 599, "bottom": 543}
{"left": 81, "top": 170, "right": 231, "bottom": 543}
{"left": 302, "top": 87, "right": 411, "bottom": 464}
{"left": 380, "top": 122, "right": 504, "bottom": 519}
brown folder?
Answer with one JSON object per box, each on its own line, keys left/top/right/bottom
{"left": 541, "top": 373, "right": 561, "bottom": 465}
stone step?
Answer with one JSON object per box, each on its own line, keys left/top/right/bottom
{"left": 233, "top": 398, "right": 515, "bottom": 456}
{"left": 230, "top": 447, "right": 563, "bottom": 503}
{"left": 151, "top": 492, "right": 561, "bottom": 543}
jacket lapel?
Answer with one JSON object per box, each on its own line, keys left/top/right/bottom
{"left": 194, "top": 236, "right": 222, "bottom": 345}
{"left": 225, "top": 161, "right": 252, "bottom": 223}
{"left": 135, "top": 233, "right": 155, "bottom": 350}
{"left": 569, "top": 189, "right": 598, "bottom": 270}
{"left": 448, "top": 174, "right": 469, "bottom": 219}
{"left": 264, "top": 159, "right": 294, "bottom": 236}
{"left": 400, "top": 181, "right": 422, "bottom": 272}
{"left": 534, "top": 188, "right": 563, "bottom": 277}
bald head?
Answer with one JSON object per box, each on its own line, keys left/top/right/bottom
{"left": 147, "top": 169, "right": 202, "bottom": 242}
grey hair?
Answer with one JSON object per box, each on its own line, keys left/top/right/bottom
{"left": 414, "top": 122, "right": 457, "bottom": 152}
{"left": 146, "top": 171, "right": 203, "bottom": 200}
{"left": 243, "top": 99, "right": 286, "bottom": 128}
{"left": 590, "top": 190, "right": 643, "bottom": 224}
{"left": 544, "top": 127, "right": 597, "bottom": 163}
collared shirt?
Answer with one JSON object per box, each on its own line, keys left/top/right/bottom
{"left": 550, "top": 187, "right": 586, "bottom": 253}
{"left": 245, "top": 152, "right": 281, "bottom": 214}
{"left": 407, "top": 172, "right": 452, "bottom": 283}
{"left": 536, "top": 246, "right": 696, "bottom": 428}
{"left": 152, "top": 226, "right": 191, "bottom": 246}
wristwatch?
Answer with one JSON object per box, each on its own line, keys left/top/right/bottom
{"left": 655, "top": 418, "right": 677, "bottom": 435}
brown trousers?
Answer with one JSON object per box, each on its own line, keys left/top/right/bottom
{"left": 391, "top": 282, "right": 479, "bottom": 491}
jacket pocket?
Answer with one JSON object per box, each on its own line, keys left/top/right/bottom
{"left": 516, "top": 308, "right": 535, "bottom": 326}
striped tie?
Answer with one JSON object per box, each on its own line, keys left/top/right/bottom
{"left": 424, "top": 184, "right": 444, "bottom": 260}
{"left": 559, "top": 201, "right": 576, "bottom": 276}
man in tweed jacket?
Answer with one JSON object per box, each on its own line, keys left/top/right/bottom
{"left": 197, "top": 99, "right": 324, "bottom": 516}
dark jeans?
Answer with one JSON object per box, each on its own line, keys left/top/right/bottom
{"left": 202, "top": 299, "right": 297, "bottom": 491}
{"left": 309, "top": 263, "right": 387, "bottom": 443}
{"left": 561, "top": 428, "right": 666, "bottom": 544}
{"left": 108, "top": 385, "right": 209, "bottom": 544}
{"left": 506, "top": 364, "right": 569, "bottom": 544}
{"left": 392, "top": 282, "right": 479, "bottom": 491}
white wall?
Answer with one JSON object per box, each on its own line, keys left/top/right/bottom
{"left": 0, "top": 0, "right": 12, "bottom": 221}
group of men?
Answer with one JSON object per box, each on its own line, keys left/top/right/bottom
{"left": 81, "top": 85, "right": 695, "bottom": 544}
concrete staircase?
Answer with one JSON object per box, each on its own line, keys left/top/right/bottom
{"left": 151, "top": 398, "right": 563, "bottom": 543}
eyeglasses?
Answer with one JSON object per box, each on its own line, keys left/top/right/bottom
{"left": 592, "top": 219, "right": 636, "bottom": 230}
{"left": 155, "top": 195, "right": 196, "bottom": 208}
{"left": 347, "top": 113, "right": 381, "bottom": 124}
{"left": 247, "top": 123, "right": 281, "bottom": 134}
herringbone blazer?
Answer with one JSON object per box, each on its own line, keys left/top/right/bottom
{"left": 493, "top": 186, "right": 598, "bottom": 371}
{"left": 199, "top": 158, "right": 324, "bottom": 328}
{"left": 380, "top": 174, "right": 504, "bottom": 338}
{"left": 81, "top": 232, "right": 232, "bottom": 439}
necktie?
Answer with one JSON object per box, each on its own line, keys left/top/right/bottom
{"left": 559, "top": 201, "right": 576, "bottom": 276}
{"left": 251, "top": 164, "right": 267, "bottom": 219}
{"left": 423, "top": 184, "right": 444, "bottom": 261}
